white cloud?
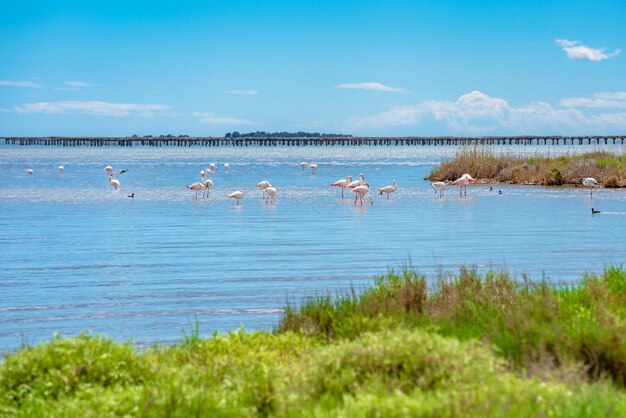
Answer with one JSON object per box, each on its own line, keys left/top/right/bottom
{"left": 0, "top": 80, "right": 42, "bottom": 88}
{"left": 560, "top": 92, "right": 626, "bottom": 108}
{"left": 349, "top": 90, "right": 619, "bottom": 134}
{"left": 54, "top": 81, "right": 101, "bottom": 91}
{"left": 555, "top": 39, "right": 621, "bottom": 61}
{"left": 193, "top": 112, "right": 258, "bottom": 125}
{"left": 226, "top": 90, "right": 258, "bottom": 95}
{"left": 336, "top": 82, "right": 406, "bottom": 93}
{"left": 12, "top": 101, "right": 171, "bottom": 117}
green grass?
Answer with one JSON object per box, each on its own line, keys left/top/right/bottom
{"left": 2, "top": 266, "right": 626, "bottom": 416}
{"left": 426, "top": 147, "right": 626, "bottom": 186}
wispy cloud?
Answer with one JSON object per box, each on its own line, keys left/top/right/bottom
{"left": 0, "top": 80, "right": 43, "bottom": 88}
{"left": 12, "top": 101, "right": 171, "bottom": 117}
{"left": 560, "top": 92, "right": 626, "bottom": 108}
{"left": 555, "top": 39, "right": 621, "bottom": 61}
{"left": 54, "top": 81, "right": 102, "bottom": 91}
{"left": 348, "top": 90, "right": 626, "bottom": 134}
{"left": 336, "top": 82, "right": 406, "bottom": 93}
{"left": 226, "top": 90, "right": 258, "bottom": 95}
{"left": 193, "top": 112, "right": 259, "bottom": 125}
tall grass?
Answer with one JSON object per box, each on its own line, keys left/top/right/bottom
{"left": 281, "top": 266, "right": 626, "bottom": 386}
{"left": 426, "top": 146, "right": 626, "bottom": 186}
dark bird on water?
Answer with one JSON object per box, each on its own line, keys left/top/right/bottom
{"left": 127, "top": 193, "right": 134, "bottom": 198}
{"left": 591, "top": 208, "right": 601, "bottom": 214}
{"left": 498, "top": 190, "right": 502, "bottom": 195}
{"left": 120, "top": 169, "right": 128, "bottom": 174}
{"left": 489, "top": 186, "right": 493, "bottom": 191}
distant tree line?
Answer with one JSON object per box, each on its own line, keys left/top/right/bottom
{"left": 224, "top": 131, "right": 353, "bottom": 138}
{"left": 132, "top": 134, "right": 191, "bottom": 138}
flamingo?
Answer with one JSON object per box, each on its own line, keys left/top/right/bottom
{"left": 109, "top": 177, "right": 120, "bottom": 191}
{"left": 298, "top": 161, "right": 310, "bottom": 170}
{"left": 104, "top": 166, "right": 113, "bottom": 176}
{"left": 331, "top": 175, "right": 353, "bottom": 198}
{"left": 202, "top": 179, "right": 213, "bottom": 198}
{"left": 187, "top": 181, "right": 204, "bottom": 199}
{"left": 200, "top": 170, "right": 206, "bottom": 179}
{"left": 352, "top": 183, "right": 373, "bottom": 206}
{"left": 26, "top": 169, "right": 34, "bottom": 175}
{"left": 378, "top": 180, "right": 398, "bottom": 199}
{"left": 264, "top": 187, "right": 277, "bottom": 203}
{"left": 228, "top": 190, "right": 245, "bottom": 205}
{"left": 309, "top": 164, "right": 318, "bottom": 175}
{"left": 582, "top": 177, "right": 598, "bottom": 196}
{"left": 205, "top": 168, "right": 212, "bottom": 176}
{"left": 452, "top": 173, "right": 476, "bottom": 197}
{"left": 256, "top": 180, "right": 272, "bottom": 197}
{"left": 347, "top": 173, "right": 365, "bottom": 189}
{"left": 224, "top": 163, "right": 230, "bottom": 172}
{"left": 431, "top": 180, "right": 449, "bottom": 198}
{"left": 209, "top": 163, "right": 218, "bottom": 172}
{"left": 58, "top": 166, "right": 64, "bottom": 175}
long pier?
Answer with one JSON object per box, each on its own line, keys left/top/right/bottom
{"left": 3, "top": 135, "right": 626, "bottom": 147}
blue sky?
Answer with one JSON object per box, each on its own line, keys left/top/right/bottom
{"left": 1, "top": 0, "right": 625, "bottom": 136}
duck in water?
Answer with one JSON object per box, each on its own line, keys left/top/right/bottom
{"left": 591, "top": 208, "right": 601, "bottom": 214}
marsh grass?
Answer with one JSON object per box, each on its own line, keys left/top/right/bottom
{"left": 426, "top": 146, "right": 626, "bottom": 186}
{"left": 281, "top": 266, "right": 626, "bottom": 386}
{"left": 1, "top": 266, "right": 626, "bottom": 416}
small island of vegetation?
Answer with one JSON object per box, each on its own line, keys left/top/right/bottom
{"left": 1, "top": 266, "right": 625, "bottom": 416}
{"left": 427, "top": 147, "right": 626, "bottom": 187}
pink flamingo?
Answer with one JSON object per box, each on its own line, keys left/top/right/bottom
{"left": 309, "top": 164, "right": 318, "bottom": 175}
{"left": 256, "top": 180, "right": 272, "bottom": 197}
{"left": 452, "top": 173, "right": 476, "bottom": 196}
{"left": 187, "top": 181, "right": 204, "bottom": 199}
{"left": 378, "top": 180, "right": 397, "bottom": 199}
{"left": 264, "top": 187, "right": 277, "bottom": 203}
{"left": 202, "top": 179, "right": 213, "bottom": 198}
{"left": 347, "top": 173, "right": 365, "bottom": 189}
{"left": 352, "top": 183, "right": 373, "bottom": 206}
{"left": 109, "top": 177, "right": 120, "bottom": 191}
{"left": 331, "top": 176, "right": 353, "bottom": 198}
{"left": 228, "top": 190, "right": 245, "bottom": 205}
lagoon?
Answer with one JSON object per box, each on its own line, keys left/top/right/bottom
{"left": 1, "top": 143, "right": 625, "bottom": 352}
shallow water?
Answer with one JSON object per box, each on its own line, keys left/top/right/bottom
{"left": 1, "top": 143, "right": 625, "bottom": 352}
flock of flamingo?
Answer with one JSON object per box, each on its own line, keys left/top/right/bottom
{"left": 23, "top": 162, "right": 602, "bottom": 206}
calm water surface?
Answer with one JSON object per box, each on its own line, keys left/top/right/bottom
{"left": 1, "top": 143, "right": 625, "bottom": 352}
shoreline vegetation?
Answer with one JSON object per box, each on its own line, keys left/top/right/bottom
{"left": 1, "top": 267, "right": 626, "bottom": 416}
{"left": 426, "top": 147, "right": 626, "bottom": 187}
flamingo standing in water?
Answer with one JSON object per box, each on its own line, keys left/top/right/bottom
{"left": 264, "top": 187, "right": 277, "bottom": 203}
{"left": 224, "top": 163, "right": 230, "bottom": 172}
{"left": 331, "top": 176, "right": 353, "bottom": 198}
{"left": 431, "top": 180, "right": 449, "bottom": 198}
{"left": 187, "top": 181, "right": 204, "bottom": 199}
{"left": 347, "top": 173, "right": 365, "bottom": 189}
{"left": 26, "top": 169, "right": 34, "bottom": 175}
{"left": 104, "top": 166, "right": 113, "bottom": 176}
{"left": 209, "top": 163, "right": 218, "bottom": 172}
{"left": 309, "top": 164, "right": 318, "bottom": 175}
{"left": 228, "top": 190, "right": 245, "bottom": 205}
{"left": 109, "top": 176, "right": 121, "bottom": 191}
{"left": 200, "top": 170, "right": 206, "bottom": 179}
{"left": 202, "top": 179, "right": 213, "bottom": 198}
{"left": 58, "top": 166, "right": 64, "bottom": 175}
{"left": 256, "top": 180, "right": 272, "bottom": 197}
{"left": 298, "top": 161, "right": 310, "bottom": 170}
{"left": 378, "top": 180, "right": 398, "bottom": 199}
{"left": 352, "top": 183, "right": 373, "bottom": 206}
{"left": 452, "top": 173, "right": 476, "bottom": 196}
{"left": 582, "top": 177, "right": 598, "bottom": 196}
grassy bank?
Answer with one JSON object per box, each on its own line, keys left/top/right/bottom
{"left": 426, "top": 147, "right": 626, "bottom": 187}
{"left": 1, "top": 267, "right": 626, "bottom": 417}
